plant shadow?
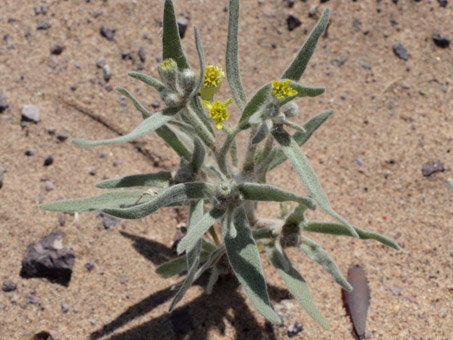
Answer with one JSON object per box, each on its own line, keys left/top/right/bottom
{"left": 89, "top": 232, "right": 289, "bottom": 340}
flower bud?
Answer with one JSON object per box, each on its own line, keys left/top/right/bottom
{"left": 158, "top": 58, "right": 178, "bottom": 90}
{"left": 177, "top": 69, "right": 196, "bottom": 97}
{"left": 160, "top": 89, "right": 182, "bottom": 108}
{"left": 281, "top": 101, "right": 299, "bottom": 118}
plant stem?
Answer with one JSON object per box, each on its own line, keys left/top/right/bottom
{"left": 184, "top": 105, "right": 218, "bottom": 153}
{"left": 242, "top": 127, "right": 258, "bottom": 173}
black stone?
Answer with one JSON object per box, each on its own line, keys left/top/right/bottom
{"left": 20, "top": 232, "right": 75, "bottom": 286}
{"left": 176, "top": 17, "right": 189, "bottom": 39}
{"left": 286, "top": 0, "right": 295, "bottom": 8}
{"left": 393, "top": 43, "right": 410, "bottom": 61}
{"left": 84, "top": 261, "right": 95, "bottom": 272}
{"left": 102, "top": 213, "right": 120, "bottom": 230}
{"left": 100, "top": 26, "right": 116, "bottom": 41}
{"left": 50, "top": 43, "right": 64, "bottom": 55}
{"left": 151, "top": 101, "right": 161, "bottom": 109}
{"left": 25, "top": 148, "right": 36, "bottom": 156}
{"left": 138, "top": 46, "right": 146, "bottom": 62}
{"left": 37, "top": 21, "right": 51, "bottom": 30}
{"left": 2, "top": 281, "right": 17, "bottom": 292}
{"left": 287, "top": 15, "right": 302, "bottom": 31}
{"left": 422, "top": 160, "right": 445, "bottom": 177}
{"left": 56, "top": 133, "right": 68, "bottom": 142}
{"left": 0, "top": 93, "right": 8, "bottom": 113}
{"left": 44, "top": 155, "right": 54, "bottom": 166}
{"left": 287, "top": 321, "right": 304, "bottom": 338}
{"left": 432, "top": 33, "right": 450, "bottom": 48}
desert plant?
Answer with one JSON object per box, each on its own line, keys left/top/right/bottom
{"left": 41, "top": 0, "right": 399, "bottom": 329}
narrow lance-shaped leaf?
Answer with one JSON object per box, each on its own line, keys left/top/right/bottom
{"left": 128, "top": 71, "right": 165, "bottom": 92}
{"left": 226, "top": 0, "right": 247, "bottom": 111}
{"left": 191, "top": 137, "right": 205, "bottom": 174}
{"left": 272, "top": 127, "right": 359, "bottom": 238}
{"left": 251, "top": 120, "right": 271, "bottom": 145}
{"left": 155, "top": 125, "right": 192, "bottom": 161}
{"left": 95, "top": 171, "right": 172, "bottom": 189}
{"left": 238, "top": 183, "right": 317, "bottom": 210}
{"left": 265, "top": 245, "right": 329, "bottom": 329}
{"left": 40, "top": 190, "right": 151, "bottom": 212}
{"left": 206, "top": 265, "right": 221, "bottom": 294}
{"left": 281, "top": 7, "right": 330, "bottom": 81}
{"left": 238, "top": 83, "right": 271, "bottom": 128}
{"left": 192, "top": 26, "right": 206, "bottom": 97}
{"left": 72, "top": 107, "right": 179, "bottom": 146}
{"left": 102, "top": 182, "right": 213, "bottom": 219}
{"left": 116, "top": 86, "right": 152, "bottom": 119}
{"left": 300, "top": 235, "right": 352, "bottom": 291}
{"left": 155, "top": 251, "right": 210, "bottom": 278}
{"left": 224, "top": 208, "right": 281, "bottom": 324}
{"left": 303, "top": 221, "right": 400, "bottom": 250}
{"left": 187, "top": 200, "right": 204, "bottom": 268}
{"left": 162, "top": 0, "right": 190, "bottom": 69}
{"left": 169, "top": 257, "right": 199, "bottom": 311}
{"left": 289, "top": 81, "right": 325, "bottom": 98}
{"left": 269, "top": 109, "right": 334, "bottom": 170}
{"left": 177, "top": 208, "right": 226, "bottom": 255}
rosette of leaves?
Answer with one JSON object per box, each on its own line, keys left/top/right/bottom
{"left": 41, "top": 0, "right": 399, "bottom": 329}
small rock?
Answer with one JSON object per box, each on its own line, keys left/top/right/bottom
{"left": 20, "top": 232, "right": 75, "bottom": 285}
{"left": 92, "top": 10, "right": 103, "bottom": 18}
{"left": 355, "top": 158, "right": 363, "bottom": 166}
{"left": 29, "top": 330, "right": 62, "bottom": 340}
{"left": 432, "top": 33, "right": 450, "bottom": 48}
{"left": 100, "top": 26, "right": 116, "bottom": 41}
{"left": 37, "top": 21, "right": 51, "bottom": 30}
{"left": 89, "top": 169, "right": 96, "bottom": 176}
{"left": 0, "top": 93, "right": 9, "bottom": 113}
{"left": 26, "top": 294, "right": 38, "bottom": 305}
{"left": 446, "top": 178, "right": 453, "bottom": 188}
{"left": 70, "top": 84, "right": 79, "bottom": 91}
{"left": 121, "top": 50, "right": 134, "bottom": 61}
{"left": 44, "top": 155, "right": 54, "bottom": 166}
{"left": 25, "top": 148, "right": 37, "bottom": 156}
{"left": 38, "top": 193, "right": 46, "bottom": 204}
{"left": 286, "top": 0, "right": 295, "bottom": 8}
{"left": 96, "top": 57, "right": 106, "bottom": 68}
{"left": 138, "top": 46, "right": 146, "bottom": 62}
{"left": 151, "top": 101, "right": 161, "bottom": 109}
{"left": 136, "top": 62, "right": 145, "bottom": 71}
{"left": 58, "top": 216, "right": 66, "bottom": 227}
{"left": 390, "top": 18, "right": 398, "bottom": 26}
{"left": 309, "top": 5, "right": 319, "bottom": 17}
{"left": 287, "top": 321, "right": 304, "bottom": 338}
{"left": 2, "top": 281, "right": 17, "bottom": 292}
{"left": 358, "top": 60, "right": 372, "bottom": 70}
{"left": 48, "top": 127, "right": 56, "bottom": 135}
{"left": 353, "top": 17, "right": 362, "bottom": 30}
{"left": 90, "top": 319, "right": 97, "bottom": 326}
{"left": 438, "top": 0, "right": 448, "bottom": 7}
{"left": 0, "top": 167, "right": 4, "bottom": 189}
{"left": 393, "top": 43, "right": 410, "bottom": 61}
{"left": 102, "top": 213, "right": 120, "bottom": 230}
{"left": 7, "top": 42, "right": 16, "bottom": 50}
{"left": 176, "top": 17, "right": 189, "bottom": 38}
{"left": 84, "top": 261, "right": 95, "bottom": 272}
{"left": 287, "top": 15, "right": 302, "bottom": 31}
{"left": 119, "top": 276, "right": 129, "bottom": 285}
{"left": 21, "top": 104, "right": 41, "bottom": 123}
{"left": 389, "top": 286, "right": 402, "bottom": 296}
{"left": 56, "top": 133, "right": 68, "bottom": 142}
{"left": 61, "top": 301, "right": 70, "bottom": 313}
{"left": 103, "top": 64, "right": 112, "bottom": 82}
{"left": 50, "top": 43, "right": 64, "bottom": 55}
{"left": 332, "top": 54, "right": 349, "bottom": 67}
{"left": 40, "top": 5, "right": 48, "bottom": 15}
{"left": 422, "top": 160, "right": 445, "bottom": 177}
{"left": 45, "top": 181, "right": 54, "bottom": 192}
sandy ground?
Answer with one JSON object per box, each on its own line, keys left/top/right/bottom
{"left": 0, "top": 0, "right": 452, "bottom": 339}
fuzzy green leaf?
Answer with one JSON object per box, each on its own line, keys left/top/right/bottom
{"left": 187, "top": 200, "right": 204, "bottom": 268}
{"left": 162, "top": 0, "right": 190, "bottom": 69}
{"left": 290, "top": 82, "right": 325, "bottom": 98}
{"left": 177, "top": 208, "right": 226, "bottom": 254}
{"left": 206, "top": 265, "right": 221, "bottom": 294}
{"left": 225, "top": 208, "right": 281, "bottom": 324}
{"left": 251, "top": 120, "right": 271, "bottom": 145}
{"left": 102, "top": 182, "right": 213, "bottom": 219}
{"left": 169, "top": 257, "right": 199, "bottom": 311}
{"left": 192, "top": 26, "right": 206, "bottom": 98}
{"left": 40, "top": 190, "right": 151, "bottom": 212}
{"left": 281, "top": 7, "right": 330, "bottom": 81}
{"left": 191, "top": 138, "right": 205, "bottom": 174}
{"left": 272, "top": 128, "right": 359, "bottom": 238}
{"left": 238, "top": 83, "right": 271, "bottom": 128}
{"left": 303, "top": 221, "right": 400, "bottom": 250}
{"left": 156, "top": 125, "right": 192, "bottom": 160}
{"left": 155, "top": 251, "right": 210, "bottom": 278}
{"left": 95, "top": 171, "right": 172, "bottom": 189}
{"left": 300, "top": 236, "right": 352, "bottom": 291}
{"left": 116, "top": 86, "right": 152, "bottom": 119}
{"left": 265, "top": 245, "right": 329, "bottom": 329}
{"left": 72, "top": 107, "right": 178, "bottom": 146}
{"left": 284, "top": 120, "right": 306, "bottom": 134}
{"left": 270, "top": 109, "right": 334, "bottom": 170}
{"left": 128, "top": 71, "right": 165, "bottom": 92}
{"left": 238, "top": 183, "right": 317, "bottom": 210}
{"left": 226, "top": 0, "right": 247, "bottom": 111}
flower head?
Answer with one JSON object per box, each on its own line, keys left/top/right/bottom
{"left": 160, "top": 58, "right": 176, "bottom": 71}
{"left": 202, "top": 98, "right": 232, "bottom": 130}
{"left": 201, "top": 65, "right": 225, "bottom": 101}
{"left": 272, "top": 79, "right": 298, "bottom": 100}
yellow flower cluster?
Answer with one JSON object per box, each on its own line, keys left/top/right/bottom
{"left": 272, "top": 79, "right": 298, "bottom": 100}
{"left": 160, "top": 58, "right": 176, "bottom": 71}
{"left": 203, "top": 65, "right": 224, "bottom": 88}
{"left": 202, "top": 98, "right": 232, "bottom": 130}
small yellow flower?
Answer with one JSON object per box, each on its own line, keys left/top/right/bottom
{"left": 272, "top": 79, "right": 298, "bottom": 100}
{"left": 201, "top": 65, "right": 224, "bottom": 101}
{"left": 202, "top": 98, "right": 232, "bottom": 130}
{"left": 160, "top": 58, "right": 176, "bottom": 71}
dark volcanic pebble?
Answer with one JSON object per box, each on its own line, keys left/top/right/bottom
{"left": 58, "top": 216, "right": 66, "bottom": 227}
{"left": 20, "top": 232, "right": 75, "bottom": 285}
{"left": 151, "top": 101, "right": 161, "bottom": 109}
{"left": 25, "top": 148, "right": 36, "bottom": 156}
{"left": 422, "top": 160, "right": 445, "bottom": 177}
{"left": 61, "top": 301, "right": 70, "bottom": 313}
{"left": 44, "top": 155, "right": 54, "bottom": 166}
{"left": 50, "top": 43, "right": 64, "bottom": 55}
{"left": 138, "top": 46, "right": 146, "bottom": 62}
{"left": 287, "top": 321, "right": 304, "bottom": 338}
{"left": 0, "top": 93, "right": 9, "bottom": 113}
{"left": 21, "top": 104, "right": 40, "bottom": 123}
{"left": 2, "top": 281, "right": 17, "bottom": 292}
{"left": 102, "top": 214, "right": 120, "bottom": 230}
{"left": 56, "top": 133, "right": 68, "bottom": 142}
{"left": 37, "top": 20, "right": 51, "bottom": 30}
{"left": 176, "top": 17, "right": 189, "bottom": 38}
{"left": 121, "top": 50, "right": 134, "bottom": 61}
{"left": 432, "top": 33, "right": 450, "bottom": 48}
{"left": 100, "top": 26, "right": 116, "bottom": 41}
{"left": 393, "top": 43, "right": 410, "bottom": 61}
{"left": 84, "top": 261, "right": 95, "bottom": 272}
{"left": 287, "top": 15, "right": 302, "bottom": 31}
